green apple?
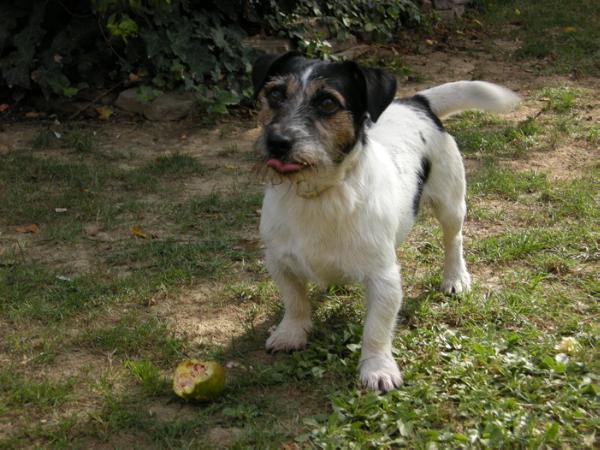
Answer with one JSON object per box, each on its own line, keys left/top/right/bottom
{"left": 172, "top": 360, "right": 225, "bottom": 401}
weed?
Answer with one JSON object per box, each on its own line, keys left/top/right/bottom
{"left": 124, "top": 359, "right": 169, "bottom": 396}
{"left": 540, "top": 86, "right": 580, "bottom": 113}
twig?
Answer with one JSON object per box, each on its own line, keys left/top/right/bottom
{"left": 67, "top": 81, "right": 124, "bottom": 120}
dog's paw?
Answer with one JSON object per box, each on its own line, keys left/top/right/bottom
{"left": 441, "top": 270, "right": 471, "bottom": 294}
{"left": 359, "top": 354, "right": 403, "bottom": 392}
{"left": 265, "top": 319, "right": 311, "bottom": 353}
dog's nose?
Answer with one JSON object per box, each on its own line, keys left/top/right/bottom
{"left": 266, "top": 130, "right": 293, "bottom": 158}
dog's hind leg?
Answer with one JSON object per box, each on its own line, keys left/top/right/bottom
{"left": 359, "top": 264, "right": 403, "bottom": 391}
{"left": 265, "top": 255, "right": 312, "bottom": 352}
{"left": 425, "top": 137, "right": 472, "bottom": 294}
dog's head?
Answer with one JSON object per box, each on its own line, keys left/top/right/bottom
{"left": 252, "top": 52, "right": 396, "bottom": 179}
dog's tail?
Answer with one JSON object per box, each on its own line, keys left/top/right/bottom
{"left": 417, "top": 81, "right": 520, "bottom": 119}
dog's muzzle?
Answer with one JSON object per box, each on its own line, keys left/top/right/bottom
{"left": 265, "top": 128, "right": 305, "bottom": 174}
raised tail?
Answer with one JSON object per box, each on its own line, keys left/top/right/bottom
{"left": 417, "top": 81, "right": 521, "bottom": 119}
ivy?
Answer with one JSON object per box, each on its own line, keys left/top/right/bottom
{"left": 0, "top": 0, "right": 421, "bottom": 113}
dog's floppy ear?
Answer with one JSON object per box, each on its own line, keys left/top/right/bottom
{"left": 251, "top": 51, "right": 301, "bottom": 97}
{"left": 357, "top": 66, "right": 397, "bottom": 122}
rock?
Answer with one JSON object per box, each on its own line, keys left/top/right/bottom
{"left": 333, "top": 45, "right": 371, "bottom": 60}
{"left": 432, "top": 0, "right": 470, "bottom": 20}
{"left": 142, "top": 92, "right": 196, "bottom": 121}
{"left": 437, "top": 6, "right": 466, "bottom": 20}
{"left": 243, "top": 35, "right": 291, "bottom": 54}
{"left": 115, "top": 88, "right": 196, "bottom": 121}
{"left": 114, "top": 88, "right": 146, "bottom": 115}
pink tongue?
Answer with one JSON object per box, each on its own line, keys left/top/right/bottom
{"left": 266, "top": 159, "right": 304, "bottom": 173}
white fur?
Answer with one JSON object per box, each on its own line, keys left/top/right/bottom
{"left": 260, "top": 81, "right": 519, "bottom": 391}
{"left": 418, "top": 80, "right": 521, "bottom": 118}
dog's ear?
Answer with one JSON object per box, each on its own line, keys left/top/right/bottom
{"left": 251, "top": 52, "right": 301, "bottom": 97}
{"left": 356, "top": 65, "right": 397, "bottom": 122}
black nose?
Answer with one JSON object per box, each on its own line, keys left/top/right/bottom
{"left": 266, "top": 130, "right": 293, "bottom": 158}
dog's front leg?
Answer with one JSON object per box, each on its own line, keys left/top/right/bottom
{"left": 265, "top": 257, "right": 311, "bottom": 352}
{"left": 359, "top": 265, "right": 403, "bottom": 391}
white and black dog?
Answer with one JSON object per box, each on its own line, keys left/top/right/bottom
{"left": 251, "top": 52, "right": 519, "bottom": 391}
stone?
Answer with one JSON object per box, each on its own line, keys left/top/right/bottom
{"left": 142, "top": 92, "right": 196, "bottom": 121}
{"left": 437, "top": 6, "right": 466, "bottom": 21}
{"left": 243, "top": 36, "right": 291, "bottom": 54}
{"left": 114, "top": 88, "right": 146, "bottom": 115}
{"left": 115, "top": 88, "right": 196, "bottom": 121}
{"left": 333, "top": 45, "right": 371, "bottom": 60}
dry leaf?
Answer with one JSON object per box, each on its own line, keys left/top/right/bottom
{"left": 95, "top": 106, "right": 114, "bottom": 120}
{"left": 128, "top": 72, "right": 140, "bottom": 82}
{"left": 25, "top": 111, "right": 45, "bottom": 119}
{"left": 232, "top": 238, "right": 261, "bottom": 251}
{"left": 129, "top": 225, "right": 148, "bottom": 239}
{"left": 0, "top": 104, "right": 9, "bottom": 113}
{"left": 16, "top": 224, "right": 39, "bottom": 233}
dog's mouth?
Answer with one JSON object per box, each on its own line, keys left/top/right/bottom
{"left": 266, "top": 158, "right": 309, "bottom": 174}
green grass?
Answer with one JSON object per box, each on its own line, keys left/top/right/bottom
{"left": 447, "top": 111, "right": 540, "bottom": 158}
{"left": 474, "top": 0, "right": 600, "bottom": 76}
{"left": 0, "top": 368, "right": 75, "bottom": 410}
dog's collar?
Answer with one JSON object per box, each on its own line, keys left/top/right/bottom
{"left": 294, "top": 142, "right": 364, "bottom": 199}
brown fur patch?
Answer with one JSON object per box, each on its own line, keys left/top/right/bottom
{"left": 315, "top": 109, "right": 356, "bottom": 157}
{"left": 305, "top": 80, "right": 347, "bottom": 108}
{"left": 257, "top": 76, "right": 301, "bottom": 125}
{"left": 262, "top": 76, "right": 300, "bottom": 99}
{"left": 257, "top": 103, "right": 272, "bottom": 125}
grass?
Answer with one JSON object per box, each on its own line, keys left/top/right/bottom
{"left": 474, "top": 0, "right": 600, "bottom": 76}
{"left": 1, "top": 8, "right": 599, "bottom": 448}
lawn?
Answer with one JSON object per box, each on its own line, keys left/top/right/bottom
{"left": 1, "top": 1, "right": 599, "bottom": 448}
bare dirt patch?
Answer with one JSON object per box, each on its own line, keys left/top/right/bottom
{"left": 151, "top": 285, "right": 253, "bottom": 348}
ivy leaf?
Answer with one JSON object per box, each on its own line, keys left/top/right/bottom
{"left": 211, "top": 27, "right": 227, "bottom": 49}
{"left": 1, "top": 6, "right": 46, "bottom": 89}
{"left": 63, "top": 86, "right": 78, "bottom": 97}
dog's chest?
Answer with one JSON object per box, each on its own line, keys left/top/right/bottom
{"left": 260, "top": 187, "right": 397, "bottom": 285}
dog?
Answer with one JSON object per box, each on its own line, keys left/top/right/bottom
{"left": 251, "top": 52, "right": 520, "bottom": 391}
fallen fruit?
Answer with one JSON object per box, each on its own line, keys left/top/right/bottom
{"left": 172, "top": 360, "right": 225, "bottom": 401}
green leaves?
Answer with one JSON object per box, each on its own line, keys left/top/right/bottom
{"left": 107, "top": 13, "right": 139, "bottom": 42}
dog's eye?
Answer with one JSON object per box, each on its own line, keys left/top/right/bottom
{"left": 317, "top": 97, "right": 340, "bottom": 115}
{"left": 266, "top": 89, "right": 286, "bottom": 108}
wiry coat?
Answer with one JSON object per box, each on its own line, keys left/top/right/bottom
{"left": 252, "top": 53, "right": 520, "bottom": 391}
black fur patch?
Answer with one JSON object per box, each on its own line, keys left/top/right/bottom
{"left": 413, "top": 157, "right": 431, "bottom": 215}
{"left": 396, "top": 94, "right": 444, "bottom": 131}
